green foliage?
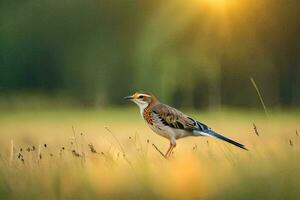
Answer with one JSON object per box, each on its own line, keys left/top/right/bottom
{"left": 1, "top": 0, "right": 299, "bottom": 107}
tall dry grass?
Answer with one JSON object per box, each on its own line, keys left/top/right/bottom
{"left": 0, "top": 108, "right": 299, "bottom": 199}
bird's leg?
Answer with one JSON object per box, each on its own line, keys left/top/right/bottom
{"left": 165, "top": 140, "right": 176, "bottom": 158}
{"left": 167, "top": 143, "right": 176, "bottom": 158}
{"left": 164, "top": 142, "right": 172, "bottom": 158}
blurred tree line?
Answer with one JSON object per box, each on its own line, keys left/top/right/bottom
{"left": 0, "top": 0, "right": 299, "bottom": 108}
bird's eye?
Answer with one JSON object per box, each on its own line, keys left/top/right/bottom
{"left": 138, "top": 95, "right": 144, "bottom": 99}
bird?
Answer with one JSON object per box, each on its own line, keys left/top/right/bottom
{"left": 124, "top": 91, "right": 248, "bottom": 158}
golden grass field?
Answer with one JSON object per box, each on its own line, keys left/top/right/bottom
{"left": 0, "top": 107, "right": 299, "bottom": 199}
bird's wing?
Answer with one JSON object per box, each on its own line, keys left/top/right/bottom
{"left": 152, "top": 104, "right": 209, "bottom": 132}
{"left": 152, "top": 104, "right": 248, "bottom": 150}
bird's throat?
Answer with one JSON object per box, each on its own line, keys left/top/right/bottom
{"left": 136, "top": 102, "right": 148, "bottom": 116}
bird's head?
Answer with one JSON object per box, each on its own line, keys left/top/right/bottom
{"left": 124, "top": 91, "right": 158, "bottom": 110}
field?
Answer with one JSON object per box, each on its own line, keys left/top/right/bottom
{"left": 0, "top": 107, "right": 299, "bottom": 200}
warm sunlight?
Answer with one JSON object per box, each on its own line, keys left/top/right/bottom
{"left": 191, "top": 0, "right": 235, "bottom": 11}
{"left": 191, "top": 0, "right": 240, "bottom": 15}
{"left": 1, "top": 0, "right": 299, "bottom": 199}
{"left": 205, "top": 0, "right": 227, "bottom": 4}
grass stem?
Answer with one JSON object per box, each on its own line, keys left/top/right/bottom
{"left": 250, "top": 77, "right": 269, "bottom": 119}
{"left": 152, "top": 144, "right": 166, "bottom": 159}
{"left": 9, "top": 140, "right": 14, "bottom": 166}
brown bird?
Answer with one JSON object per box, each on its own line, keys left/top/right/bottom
{"left": 124, "top": 91, "right": 247, "bottom": 158}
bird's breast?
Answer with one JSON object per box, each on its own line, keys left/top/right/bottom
{"left": 143, "top": 106, "right": 153, "bottom": 125}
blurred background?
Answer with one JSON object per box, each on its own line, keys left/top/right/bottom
{"left": 1, "top": 2, "right": 300, "bottom": 199}
{"left": 1, "top": 0, "right": 299, "bottom": 109}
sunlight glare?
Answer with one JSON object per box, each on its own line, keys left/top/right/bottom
{"left": 191, "top": 0, "right": 238, "bottom": 13}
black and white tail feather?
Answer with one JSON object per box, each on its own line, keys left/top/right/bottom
{"left": 194, "top": 121, "right": 248, "bottom": 151}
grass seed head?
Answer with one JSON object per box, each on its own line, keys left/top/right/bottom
{"left": 17, "top": 153, "right": 23, "bottom": 159}
{"left": 289, "top": 139, "right": 293, "bottom": 146}
{"left": 253, "top": 123, "right": 259, "bottom": 136}
{"left": 88, "top": 143, "right": 98, "bottom": 154}
{"left": 71, "top": 150, "right": 80, "bottom": 157}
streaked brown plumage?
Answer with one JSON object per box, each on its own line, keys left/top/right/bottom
{"left": 124, "top": 91, "right": 247, "bottom": 158}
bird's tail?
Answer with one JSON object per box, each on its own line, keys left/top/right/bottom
{"left": 200, "top": 129, "right": 248, "bottom": 151}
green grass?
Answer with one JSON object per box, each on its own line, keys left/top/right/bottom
{"left": 0, "top": 107, "right": 299, "bottom": 199}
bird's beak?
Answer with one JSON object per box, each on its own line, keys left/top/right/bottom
{"left": 124, "top": 95, "right": 133, "bottom": 100}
